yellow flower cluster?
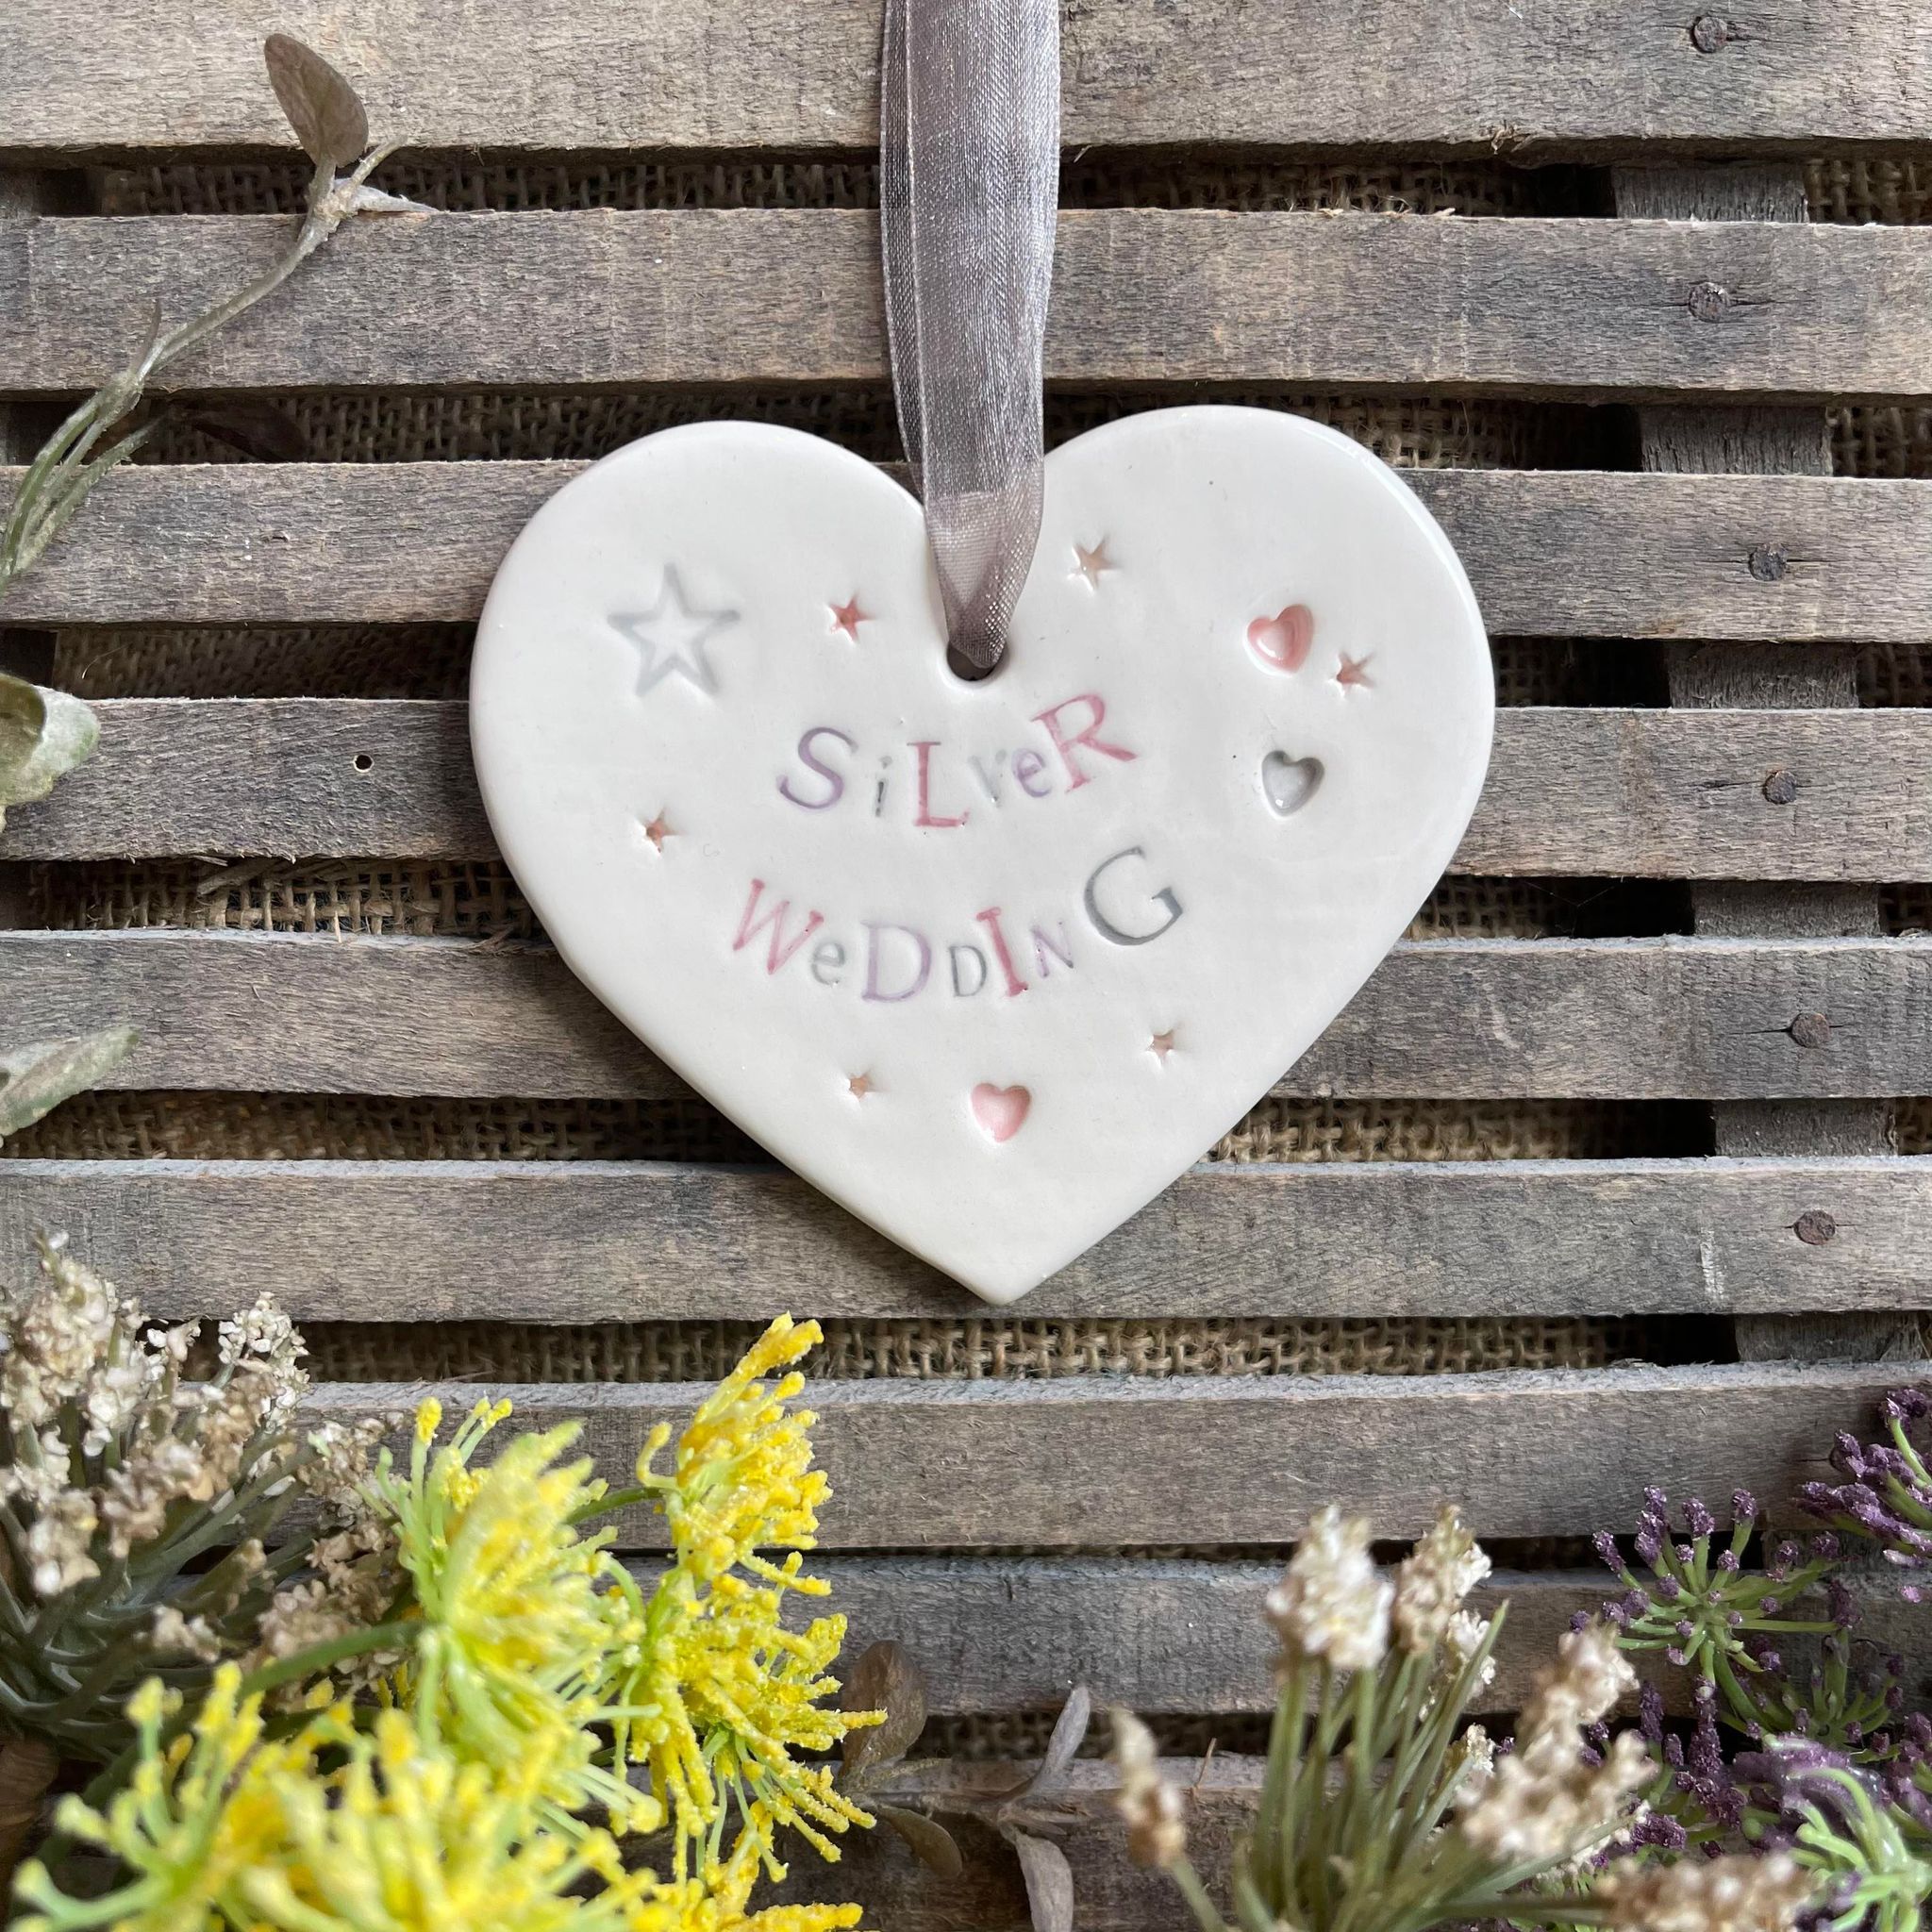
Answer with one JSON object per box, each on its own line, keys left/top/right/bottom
{"left": 12, "top": 1318, "right": 877, "bottom": 1932}
{"left": 369, "top": 1399, "right": 657, "bottom": 1836}
{"left": 609, "top": 1317, "right": 882, "bottom": 1878}
{"left": 16, "top": 1678, "right": 859, "bottom": 1932}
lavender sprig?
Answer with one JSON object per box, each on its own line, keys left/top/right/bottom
{"left": 1801, "top": 1389, "right": 1932, "bottom": 1603}
{"left": 1591, "top": 1489, "right": 1839, "bottom": 1739}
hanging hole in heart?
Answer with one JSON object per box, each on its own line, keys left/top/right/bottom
{"left": 353, "top": 753, "right": 375, "bottom": 772}
{"left": 1262, "top": 751, "right": 1324, "bottom": 817}
{"left": 945, "top": 641, "right": 1004, "bottom": 685}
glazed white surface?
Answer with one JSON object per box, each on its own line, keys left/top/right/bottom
{"left": 472, "top": 407, "right": 1493, "bottom": 1303}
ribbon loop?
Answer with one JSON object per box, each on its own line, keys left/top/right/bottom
{"left": 881, "top": 0, "right": 1060, "bottom": 672}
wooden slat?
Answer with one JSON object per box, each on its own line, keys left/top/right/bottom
{"left": 299, "top": 1361, "right": 1892, "bottom": 1547}
{"left": 770, "top": 1756, "right": 1262, "bottom": 1932}
{"left": 7, "top": 210, "right": 1932, "bottom": 401}
{"left": 10, "top": 462, "right": 1932, "bottom": 644}
{"left": 6, "top": 927, "right": 1930, "bottom": 1101}
{"left": 8, "top": 700, "right": 1932, "bottom": 882}
{"left": 675, "top": 1558, "right": 1647, "bottom": 1717}
{"left": 3, "top": 2, "right": 1924, "bottom": 158}
{"left": 7, "top": 1156, "right": 1929, "bottom": 1321}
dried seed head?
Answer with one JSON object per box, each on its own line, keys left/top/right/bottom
{"left": 1395, "top": 1506, "right": 1491, "bottom": 1654}
{"left": 1110, "top": 1708, "right": 1186, "bottom": 1869}
{"left": 1266, "top": 1507, "right": 1392, "bottom": 1673}
{"left": 1594, "top": 1850, "right": 1814, "bottom": 1932}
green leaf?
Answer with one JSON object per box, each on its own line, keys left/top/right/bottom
{"left": 0, "top": 673, "right": 98, "bottom": 835}
{"left": 264, "top": 33, "right": 370, "bottom": 169}
{"left": 0, "top": 1029, "right": 138, "bottom": 1141}
{"left": 877, "top": 1804, "right": 964, "bottom": 1880}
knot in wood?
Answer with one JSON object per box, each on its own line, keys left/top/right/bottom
{"left": 1748, "top": 544, "right": 1788, "bottom": 582}
{"left": 1789, "top": 1011, "right": 1832, "bottom": 1050}
{"left": 1689, "top": 13, "right": 1734, "bottom": 53}
{"left": 1687, "top": 280, "right": 1733, "bottom": 323}
{"left": 1793, "top": 1209, "right": 1838, "bottom": 1247}
{"left": 1761, "top": 767, "right": 1798, "bottom": 806}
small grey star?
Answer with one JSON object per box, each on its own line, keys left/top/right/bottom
{"left": 610, "top": 565, "right": 741, "bottom": 697}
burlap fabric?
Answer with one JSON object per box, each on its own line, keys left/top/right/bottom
{"left": 16, "top": 155, "right": 1711, "bottom": 1392}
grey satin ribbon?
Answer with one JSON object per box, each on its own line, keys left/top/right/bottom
{"left": 881, "top": 0, "right": 1060, "bottom": 672}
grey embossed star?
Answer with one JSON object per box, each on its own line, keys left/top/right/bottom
{"left": 610, "top": 566, "right": 741, "bottom": 698}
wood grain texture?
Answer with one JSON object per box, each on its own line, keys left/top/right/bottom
{"left": 11, "top": 461, "right": 1932, "bottom": 644}
{"left": 10, "top": 1155, "right": 1930, "bottom": 1321}
{"left": 8, "top": 699, "right": 1932, "bottom": 882}
{"left": 1613, "top": 160, "right": 1924, "bottom": 1370}
{"left": 8, "top": 927, "right": 1931, "bottom": 1101}
{"left": 298, "top": 1361, "right": 1896, "bottom": 1547}
{"left": 3, "top": 1, "right": 1925, "bottom": 158}
{"left": 7, "top": 209, "right": 1932, "bottom": 401}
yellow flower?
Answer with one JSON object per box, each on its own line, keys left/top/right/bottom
{"left": 605, "top": 1320, "right": 881, "bottom": 1880}
{"left": 636, "top": 1318, "right": 831, "bottom": 1590}
{"left": 11, "top": 1668, "right": 319, "bottom": 1932}
{"left": 639, "top": 1838, "right": 864, "bottom": 1932}
{"left": 242, "top": 1708, "right": 657, "bottom": 1932}
{"left": 371, "top": 1398, "right": 660, "bottom": 1837}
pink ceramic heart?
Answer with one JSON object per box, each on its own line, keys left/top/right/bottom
{"left": 971, "top": 1083, "right": 1031, "bottom": 1143}
{"left": 1246, "top": 603, "right": 1315, "bottom": 673}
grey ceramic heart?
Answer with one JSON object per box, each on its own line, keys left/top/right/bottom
{"left": 1262, "top": 751, "right": 1324, "bottom": 817}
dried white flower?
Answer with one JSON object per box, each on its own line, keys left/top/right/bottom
{"left": 1111, "top": 1708, "right": 1187, "bottom": 1869}
{"left": 25, "top": 1490, "right": 100, "bottom": 1597}
{"left": 1458, "top": 1724, "right": 1650, "bottom": 1866}
{"left": 1266, "top": 1507, "right": 1392, "bottom": 1672}
{"left": 1594, "top": 1852, "right": 1814, "bottom": 1932}
{"left": 1520, "top": 1619, "right": 1638, "bottom": 1743}
{"left": 299, "top": 1416, "right": 387, "bottom": 1508}
{"left": 1454, "top": 1723, "right": 1496, "bottom": 1800}
{"left": 1394, "top": 1506, "right": 1491, "bottom": 1654}
{"left": 1441, "top": 1608, "right": 1497, "bottom": 1692}
{"left": 149, "top": 1605, "right": 222, "bottom": 1662}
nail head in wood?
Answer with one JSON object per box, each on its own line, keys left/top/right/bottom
{"left": 1789, "top": 1011, "right": 1833, "bottom": 1050}
{"left": 1748, "top": 544, "right": 1789, "bottom": 583}
{"left": 1761, "top": 767, "right": 1798, "bottom": 806}
{"left": 1793, "top": 1209, "right": 1838, "bottom": 1247}
{"left": 1688, "top": 280, "right": 1734, "bottom": 323}
{"left": 1689, "top": 14, "right": 1735, "bottom": 54}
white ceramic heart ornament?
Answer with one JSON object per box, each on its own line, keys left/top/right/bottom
{"left": 472, "top": 404, "right": 1493, "bottom": 1304}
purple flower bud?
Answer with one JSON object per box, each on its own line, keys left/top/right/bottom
{"left": 1571, "top": 1609, "right": 1591, "bottom": 1633}
{"left": 1761, "top": 1596, "right": 1781, "bottom": 1615}
{"left": 1733, "top": 1488, "right": 1758, "bottom": 1524}
{"left": 1826, "top": 1579, "right": 1858, "bottom": 1629}
{"left": 1811, "top": 1532, "right": 1841, "bottom": 1561}
{"left": 1644, "top": 1485, "right": 1670, "bottom": 1514}
{"left": 1687, "top": 1497, "right": 1717, "bottom": 1538}
{"left": 1658, "top": 1575, "right": 1682, "bottom": 1603}
{"left": 1667, "top": 1646, "right": 1688, "bottom": 1667}
{"left": 1717, "top": 1548, "right": 1740, "bottom": 1573}
{"left": 1635, "top": 1524, "right": 1662, "bottom": 1564}
{"left": 1675, "top": 1542, "right": 1696, "bottom": 1565}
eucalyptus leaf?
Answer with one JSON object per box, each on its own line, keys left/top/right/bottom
{"left": 0, "top": 1029, "right": 139, "bottom": 1141}
{"left": 1031, "top": 1685, "right": 1093, "bottom": 1799}
{"left": 1005, "top": 1827, "right": 1075, "bottom": 1932}
{"left": 0, "top": 674, "right": 99, "bottom": 835}
{"left": 876, "top": 1804, "right": 964, "bottom": 1880}
{"left": 264, "top": 33, "right": 370, "bottom": 169}
{"left": 841, "top": 1641, "right": 928, "bottom": 1777}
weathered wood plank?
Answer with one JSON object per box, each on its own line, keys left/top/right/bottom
{"left": 9, "top": 700, "right": 1932, "bottom": 882}
{"left": 299, "top": 1361, "right": 1897, "bottom": 1547}
{"left": 7, "top": 1156, "right": 1928, "bottom": 1322}
{"left": 7, "top": 209, "right": 1932, "bottom": 401}
{"left": 1613, "top": 160, "right": 1925, "bottom": 1371}
{"left": 3, "top": 1, "right": 1925, "bottom": 158}
{"left": 6, "top": 928, "right": 1929, "bottom": 1101}
{"left": 9, "top": 462, "right": 1932, "bottom": 645}
{"left": 673, "top": 1557, "right": 1641, "bottom": 1717}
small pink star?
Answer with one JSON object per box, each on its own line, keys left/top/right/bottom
{"left": 1335, "top": 653, "right": 1374, "bottom": 691}
{"left": 1149, "top": 1029, "right": 1176, "bottom": 1060}
{"left": 1072, "top": 540, "right": 1115, "bottom": 589}
{"left": 847, "top": 1072, "right": 878, "bottom": 1100}
{"left": 641, "top": 812, "right": 674, "bottom": 850}
{"left": 829, "top": 597, "right": 869, "bottom": 642}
